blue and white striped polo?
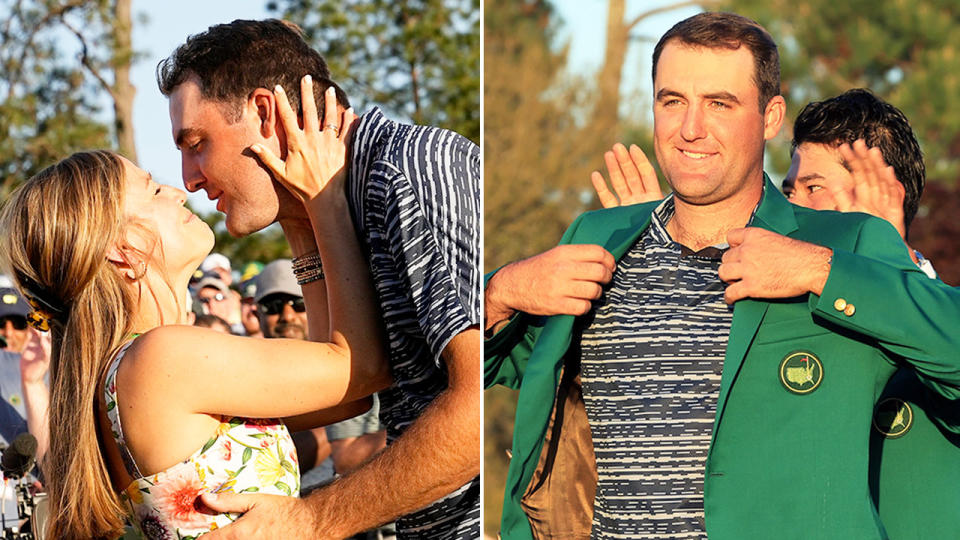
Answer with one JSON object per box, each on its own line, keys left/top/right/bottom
{"left": 345, "top": 108, "right": 480, "bottom": 539}
{"left": 579, "top": 196, "right": 734, "bottom": 539}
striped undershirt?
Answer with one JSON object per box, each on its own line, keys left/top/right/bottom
{"left": 346, "top": 108, "right": 480, "bottom": 539}
{"left": 579, "top": 196, "right": 736, "bottom": 539}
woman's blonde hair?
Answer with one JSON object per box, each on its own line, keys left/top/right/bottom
{"left": 0, "top": 150, "right": 141, "bottom": 539}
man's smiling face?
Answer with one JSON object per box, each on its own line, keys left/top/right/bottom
{"left": 653, "top": 41, "right": 780, "bottom": 206}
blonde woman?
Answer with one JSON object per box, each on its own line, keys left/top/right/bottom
{"left": 0, "top": 78, "right": 385, "bottom": 539}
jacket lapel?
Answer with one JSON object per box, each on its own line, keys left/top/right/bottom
{"left": 533, "top": 202, "right": 656, "bottom": 370}
{"left": 712, "top": 177, "right": 799, "bottom": 441}
{"left": 515, "top": 202, "right": 658, "bottom": 475}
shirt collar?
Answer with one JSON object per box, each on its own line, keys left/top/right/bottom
{"left": 644, "top": 179, "right": 769, "bottom": 257}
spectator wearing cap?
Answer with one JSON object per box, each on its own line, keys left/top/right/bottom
{"left": 0, "top": 281, "right": 50, "bottom": 474}
{"left": 201, "top": 253, "right": 234, "bottom": 287}
{"left": 0, "top": 286, "right": 31, "bottom": 353}
{"left": 254, "top": 259, "right": 308, "bottom": 340}
{"left": 195, "top": 273, "right": 243, "bottom": 334}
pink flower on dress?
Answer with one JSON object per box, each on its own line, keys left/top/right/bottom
{"left": 150, "top": 466, "right": 209, "bottom": 530}
{"left": 221, "top": 440, "right": 232, "bottom": 461}
{"left": 247, "top": 421, "right": 271, "bottom": 433}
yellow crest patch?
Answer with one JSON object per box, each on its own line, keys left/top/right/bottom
{"left": 873, "top": 398, "right": 913, "bottom": 438}
{"left": 779, "top": 351, "right": 824, "bottom": 394}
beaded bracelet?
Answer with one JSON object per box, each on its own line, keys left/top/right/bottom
{"left": 292, "top": 252, "right": 325, "bottom": 285}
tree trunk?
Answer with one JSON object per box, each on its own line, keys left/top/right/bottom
{"left": 595, "top": 0, "right": 628, "bottom": 139}
{"left": 112, "top": 0, "right": 137, "bottom": 163}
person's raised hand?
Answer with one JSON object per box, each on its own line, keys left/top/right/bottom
{"left": 485, "top": 244, "right": 616, "bottom": 330}
{"left": 718, "top": 228, "right": 832, "bottom": 304}
{"left": 590, "top": 143, "right": 663, "bottom": 208}
{"left": 833, "top": 140, "right": 906, "bottom": 239}
{"left": 19, "top": 327, "right": 50, "bottom": 385}
{"left": 251, "top": 76, "right": 358, "bottom": 204}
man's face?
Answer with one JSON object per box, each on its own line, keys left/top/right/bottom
{"left": 197, "top": 286, "right": 233, "bottom": 321}
{"left": 783, "top": 142, "right": 855, "bottom": 210}
{"left": 653, "top": 42, "right": 782, "bottom": 206}
{"left": 168, "top": 76, "right": 281, "bottom": 237}
{"left": 0, "top": 316, "right": 28, "bottom": 353}
{"left": 257, "top": 293, "right": 308, "bottom": 339}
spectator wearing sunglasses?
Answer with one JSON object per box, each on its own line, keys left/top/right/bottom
{"left": 0, "top": 286, "right": 30, "bottom": 353}
{"left": 195, "top": 273, "right": 243, "bottom": 334}
{"left": 254, "top": 259, "right": 308, "bottom": 340}
{"left": 0, "top": 283, "right": 50, "bottom": 475}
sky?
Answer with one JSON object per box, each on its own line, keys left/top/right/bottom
{"left": 552, "top": 0, "right": 703, "bottom": 121}
{"left": 131, "top": 0, "right": 271, "bottom": 213}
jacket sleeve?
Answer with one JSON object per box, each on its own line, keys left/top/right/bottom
{"left": 484, "top": 213, "right": 588, "bottom": 389}
{"left": 809, "top": 215, "right": 960, "bottom": 398}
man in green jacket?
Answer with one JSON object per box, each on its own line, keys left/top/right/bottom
{"left": 485, "top": 12, "right": 960, "bottom": 540}
{"left": 598, "top": 88, "right": 960, "bottom": 540}
{"left": 785, "top": 90, "right": 959, "bottom": 540}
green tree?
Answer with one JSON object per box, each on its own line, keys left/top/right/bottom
{"left": 0, "top": 0, "right": 139, "bottom": 197}
{"left": 267, "top": 0, "right": 480, "bottom": 144}
{"left": 484, "top": 0, "right": 622, "bottom": 273}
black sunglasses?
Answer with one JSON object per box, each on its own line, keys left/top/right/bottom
{"left": 257, "top": 296, "right": 306, "bottom": 316}
{"left": 0, "top": 316, "right": 27, "bottom": 331}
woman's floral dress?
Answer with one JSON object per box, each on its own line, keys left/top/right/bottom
{"left": 104, "top": 341, "right": 300, "bottom": 539}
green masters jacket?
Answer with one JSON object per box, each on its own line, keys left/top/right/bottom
{"left": 485, "top": 178, "right": 960, "bottom": 540}
{"left": 870, "top": 368, "right": 960, "bottom": 539}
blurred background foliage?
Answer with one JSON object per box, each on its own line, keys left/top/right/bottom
{"left": 484, "top": 0, "right": 960, "bottom": 534}
{"left": 0, "top": 0, "right": 479, "bottom": 266}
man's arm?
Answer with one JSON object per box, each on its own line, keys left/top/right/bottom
{"left": 290, "top": 427, "right": 331, "bottom": 473}
{"left": 200, "top": 327, "right": 481, "bottom": 539}
{"left": 719, "top": 222, "right": 960, "bottom": 396}
{"left": 329, "top": 430, "right": 386, "bottom": 475}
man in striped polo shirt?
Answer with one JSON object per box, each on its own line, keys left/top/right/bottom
{"left": 158, "top": 19, "right": 480, "bottom": 540}
{"left": 486, "top": 11, "right": 960, "bottom": 540}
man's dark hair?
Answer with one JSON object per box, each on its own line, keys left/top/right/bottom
{"left": 791, "top": 88, "right": 925, "bottom": 230}
{"left": 652, "top": 12, "right": 780, "bottom": 112}
{"left": 157, "top": 19, "right": 349, "bottom": 123}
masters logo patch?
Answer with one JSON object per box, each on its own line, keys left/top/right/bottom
{"left": 873, "top": 398, "right": 913, "bottom": 438}
{"left": 779, "top": 351, "right": 823, "bottom": 394}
